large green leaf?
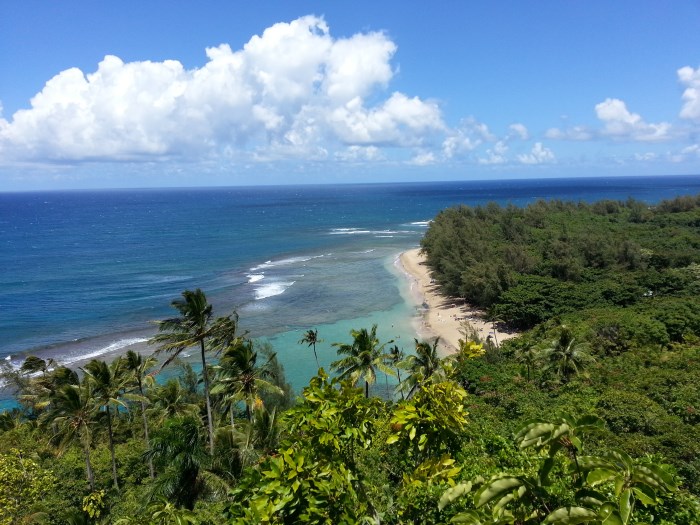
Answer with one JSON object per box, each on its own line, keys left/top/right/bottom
{"left": 598, "top": 503, "right": 623, "bottom": 525}
{"left": 543, "top": 506, "right": 599, "bottom": 524}
{"left": 474, "top": 476, "right": 525, "bottom": 508}
{"left": 450, "top": 510, "right": 484, "bottom": 524}
{"left": 439, "top": 482, "right": 473, "bottom": 510}
{"left": 619, "top": 488, "right": 633, "bottom": 524}
{"left": 586, "top": 468, "right": 617, "bottom": 486}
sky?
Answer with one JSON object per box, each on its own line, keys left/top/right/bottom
{"left": 1, "top": 1, "right": 699, "bottom": 190}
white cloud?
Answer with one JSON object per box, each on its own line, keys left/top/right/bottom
{"left": 0, "top": 15, "right": 443, "bottom": 165}
{"left": 508, "top": 123, "right": 529, "bottom": 140}
{"left": 478, "top": 140, "right": 508, "bottom": 164}
{"left": 518, "top": 142, "right": 555, "bottom": 164}
{"left": 545, "top": 126, "right": 593, "bottom": 141}
{"left": 328, "top": 92, "right": 444, "bottom": 145}
{"left": 594, "top": 98, "right": 671, "bottom": 141}
{"left": 335, "top": 145, "right": 382, "bottom": 161}
{"left": 678, "top": 65, "right": 700, "bottom": 121}
{"left": 409, "top": 151, "right": 436, "bottom": 165}
{"left": 442, "top": 118, "right": 494, "bottom": 158}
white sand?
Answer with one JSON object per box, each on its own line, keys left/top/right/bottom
{"left": 398, "top": 248, "right": 517, "bottom": 356}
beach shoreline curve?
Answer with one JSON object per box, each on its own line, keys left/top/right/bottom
{"left": 396, "top": 248, "right": 517, "bottom": 356}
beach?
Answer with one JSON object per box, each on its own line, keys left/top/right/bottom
{"left": 398, "top": 248, "right": 517, "bottom": 356}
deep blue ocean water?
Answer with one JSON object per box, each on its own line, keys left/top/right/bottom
{"left": 2, "top": 175, "right": 699, "bottom": 405}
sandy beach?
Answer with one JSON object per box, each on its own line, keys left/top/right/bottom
{"left": 398, "top": 248, "right": 517, "bottom": 356}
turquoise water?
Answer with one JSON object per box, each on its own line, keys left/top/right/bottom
{"left": 2, "top": 176, "right": 699, "bottom": 405}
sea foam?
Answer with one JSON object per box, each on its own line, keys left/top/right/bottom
{"left": 254, "top": 281, "right": 295, "bottom": 300}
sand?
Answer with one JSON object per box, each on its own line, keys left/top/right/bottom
{"left": 398, "top": 248, "right": 517, "bottom": 356}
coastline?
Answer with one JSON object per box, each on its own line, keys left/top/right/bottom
{"left": 396, "top": 248, "right": 517, "bottom": 356}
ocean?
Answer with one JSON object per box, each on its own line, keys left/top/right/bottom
{"left": 2, "top": 175, "right": 699, "bottom": 406}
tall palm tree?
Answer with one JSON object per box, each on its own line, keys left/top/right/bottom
{"left": 388, "top": 345, "right": 406, "bottom": 399}
{"left": 542, "top": 327, "right": 594, "bottom": 383}
{"left": 123, "top": 350, "right": 158, "bottom": 479}
{"left": 42, "top": 380, "right": 98, "bottom": 490}
{"left": 298, "top": 329, "right": 322, "bottom": 370}
{"left": 150, "top": 289, "right": 226, "bottom": 454}
{"left": 146, "top": 416, "right": 209, "bottom": 510}
{"left": 210, "top": 339, "right": 283, "bottom": 423}
{"left": 514, "top": 344, "right": 540, "bottom": 382}
{"left": 147, "top": 378, "right": 201, "bottom": 425}
{"left": 331, "top": 325, "right": 395, "bottom": 398}
{"left": 82, "top": 358, "right": 129, "bottom": 490}
{"left": 400, "top": 338, "right": 443, "bottom": 398}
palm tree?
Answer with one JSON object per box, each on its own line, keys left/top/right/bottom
{"left": 148, "top": 378, "right": 201, "bottom": 425}
{"left": 388, "top": 345, "right": 406, "bottom": 399}
{"left": 41, "top": 381, "right": 98, "bottom": 490}
{"left": 123, "top": 350, "right": 158, "bottom": 479}
{"left": 514, "top": 344, "right": 540, "bottom": 382}
{"left": 20, "top": 355, "right": 57, "bottom": 376}
{"left": 542, "top": 327, "right": 594, "bottom": 383}
{"left": 82, "top": 358, "right": 129, "bottom": 490}
{"left": 331, "top": 325, "right": 395, "bottom": 398}
{"left": 299, "top": 329, "right": 323, "bottom": 370}
{"left": 400, "top": 338, "right": 443, "bottom": 398}
{"left": 150, "top": 289, "right": 229, "bottom": 454}
{"left": 146, "top": 416, "right": 209, "bottom": 510}
{"left": 210, "top": 339, "right": 283, "bottom": 423}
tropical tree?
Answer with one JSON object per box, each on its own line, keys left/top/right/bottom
{"left": 41, "top": 380, "right": 99, "bottom": 490}
{"left": 388, "top": 344, "right": 406, "bottom": 399}
{"left": 514, "top": 343, "right": 541, "bottom": 382}
{"left": 146, "top": 416, "right": 210, "bottom": 510}
{"left": 82, "top": 358, "right": 130, "bottom": 490}
{"left": 400, "top": 337, "right": 444, "bottom": 398}
{"left": 20, "top": 355, "right": 57, "bottom": 377}
{"left": 150, "top": 288, "right": 232, "bottom": 453}
{"left": 440, "top": 414, "right": 678, "bottom": 525}
{"left": 299, "top": 329, "right": 322, "bottom": 369}
{"left": 210, "top": 339, "right": 283, "bottom": 423}
{"left": 542, "top": 326, "right": 595, "bottom": 383}
{"left": 147, "top": 378, "right": 201, "bottom": 425}
{"left": 331, "top": 324, "right": 395, "bottom": 398}
{"left": 123, "top": 350, "right": 158, "bottom": 479}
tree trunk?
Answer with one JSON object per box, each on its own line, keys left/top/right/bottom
{"left": 138, "top": 380, "right": 155, "bottom": 479}
{"left": 200, "top": 339, "right": 215, "bottom": 454}
{"left": 106, "top": 405, "right": 120, "bottom": 490}
{"left": 312, "top": 344, "right": 320, "bottom": 369}
{"left": 365, "top": 380, "right": 369, "bottom": 398}
{"left": 83, "top": 436, "right": 95, "bottom": 491}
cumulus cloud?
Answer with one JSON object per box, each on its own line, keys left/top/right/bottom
{"left": 478, "top": 140, "right": 508, "bottom": 165}
{"left": 409, "top": 151, "right": 436, "bottom": 165}
{"left": 0, "top": 16, "right": 444, "bottom": 165}
{"left": 594, "top": 98, "right": 671, "bottom": 141}
{"left": 335, "top": 145, "right": 382, "bottom": 162}
{"left": 518, "top": 142, "right": 555, "bottom": 164}
{"left": 508, "top": 123, "right": 529, "bottom": 140}
{"left": 442, "top": 118, "right": 494, "bottom": 158}
{"left": 678, "top": 65, "right": 700, "bottom": 121}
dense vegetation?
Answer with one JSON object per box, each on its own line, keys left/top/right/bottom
{"left": 1, "top": 195, "right": 699, "bottom": 524}
{"left": 421, "top": 195, "right": 700, "bottom": 332}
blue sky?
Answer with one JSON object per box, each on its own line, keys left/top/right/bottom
{"left": 1, "top": 1, "right": 699, "bottom": 190}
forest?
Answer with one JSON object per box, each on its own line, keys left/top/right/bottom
{"left": 1, "top": 195, "right": 699, "bottom": 524}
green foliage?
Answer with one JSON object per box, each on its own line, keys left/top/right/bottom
{"left": 421, "top": 196, "right": 700, "bottom": 334}
{"left": 228, "top": 445, "right": 364, "bottom": 524}
{"left": 441, "top": 418, "right": 680, "bottom": 525}
{"left": 0, "top": 448, "right": 56, "bottom": 525}
{"left": 387, "top": 379, "right": 469, "bottom": 463}
{"left": 331, "top": 324, "right": 395, "bottom": 398}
